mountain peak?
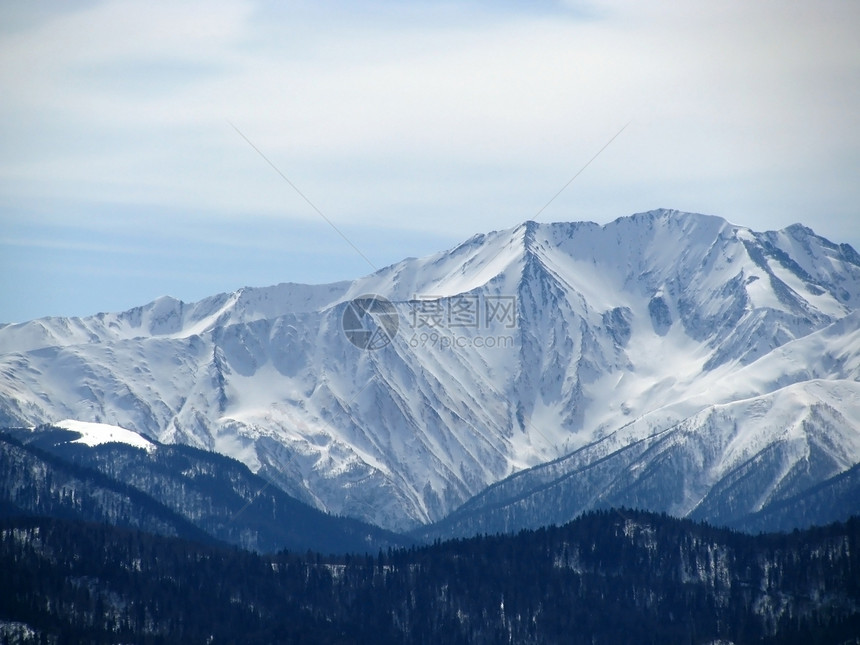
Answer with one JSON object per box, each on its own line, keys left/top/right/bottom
{"left": 784, "top": 222, "right": 814, "bottom": 236}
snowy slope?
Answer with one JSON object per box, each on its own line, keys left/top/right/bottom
{"left": 1, "top": 210, "right": 859, "bottom": 532}
{"left": 55, "top": 419, "right": 155, "bottom": 450}
{"left": 0, "top": 281, "right": 351, "bottom": 355}
{"left": 418, "top": 378, "right": 860, "bottom": 540}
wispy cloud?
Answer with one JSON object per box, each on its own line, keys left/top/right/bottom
{"left": 1, "top": 0, "right": 858, "bottom": 322}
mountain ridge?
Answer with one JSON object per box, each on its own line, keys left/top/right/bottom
{"left": 1, "top": 209, "right": 858, "bottom": 532}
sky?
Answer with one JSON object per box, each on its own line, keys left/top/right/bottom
{"left": 1, "top": 0, "right": 859, "bottom": 323}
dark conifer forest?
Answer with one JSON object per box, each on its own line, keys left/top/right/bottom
{"left": 2, "top": 510, "right": 859, "bottom": 644}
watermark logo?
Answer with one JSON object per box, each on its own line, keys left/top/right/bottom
{"left": 407, "top": 294, "right": 516, "bottom": 351}
{"left": 409, "top": 294, "right": 517, "bottom": 330}
{"left": 343, "top": 293, "right": 517, "bottom": 351}
{"left": 342, "top": 294, "right": 399, "bottom": 350}
{"left": 408, "top": 331, "right": 515, "bottom": 350}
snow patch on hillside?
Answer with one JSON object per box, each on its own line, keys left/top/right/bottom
{"left": 56, "top": 419, "right": 155, "bottom": 451}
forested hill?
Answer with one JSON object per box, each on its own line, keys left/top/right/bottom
{"left": 2, "top": 510, "right": 859, "bottom": 644}
{"left": 0, "top": 428, "right": 410, "bottom": 554}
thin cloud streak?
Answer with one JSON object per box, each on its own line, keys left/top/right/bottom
{"left": 0, "top": 1, "right": 858, "bottom": 323}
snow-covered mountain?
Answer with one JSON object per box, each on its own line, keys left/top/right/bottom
{"left": 2, "top": 210, "right": 859, "bottom": 532}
